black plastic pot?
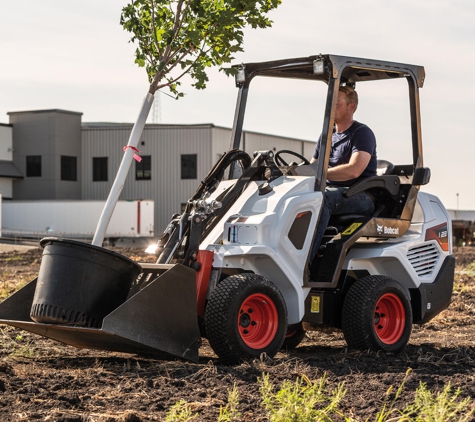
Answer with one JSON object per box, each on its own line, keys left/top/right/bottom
{"left": 30, "top": 238, "right": 142, "bottom": 328}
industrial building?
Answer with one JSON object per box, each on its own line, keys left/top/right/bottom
{"left": 2, "top": 108, "right": 472, "bottom": 246}
{"left": 1, "top": 109, "right": 316, "bottom": 240}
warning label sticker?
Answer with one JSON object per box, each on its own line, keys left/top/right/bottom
{"left": 342, "top": 222, "right": 362, "bottom": 236}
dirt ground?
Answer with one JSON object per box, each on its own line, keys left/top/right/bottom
{"left": 0, "top": 245, "right": 474, "bottom": 421}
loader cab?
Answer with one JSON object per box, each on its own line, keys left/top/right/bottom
{"left": 228, "top": 55, "right": 430, "bottom": 285}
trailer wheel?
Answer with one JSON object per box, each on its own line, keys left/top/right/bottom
{"left": 205, "top": 274, "right": 287, "bottom": 365}
{"left": 342, "top": 276, "right": 412, "bottom": 353}
{"left": 281, "top": 322, "right": 306, "bottom": 349}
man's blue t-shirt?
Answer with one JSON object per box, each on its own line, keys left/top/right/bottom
{"left": 312, "top": 121, "right": 377, "bottom": 186}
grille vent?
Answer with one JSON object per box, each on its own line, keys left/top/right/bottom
{"left": 407, "top": 243, "right": 440, "bottom": 277}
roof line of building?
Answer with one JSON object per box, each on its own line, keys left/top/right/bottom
{"left": 82, "top": 122, "right": 216, "bottom": 129}
{"left": 82, "top": 122, "right": 315, "bottom": 143}
{"left": 7, "top": 109, "right": 83, "bottom": 116}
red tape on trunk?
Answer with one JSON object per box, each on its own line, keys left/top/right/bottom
{"left": 123, "top": 146, "right": 142, "bottom": 162}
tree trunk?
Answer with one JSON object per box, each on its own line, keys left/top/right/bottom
{"left": 92, "top": 92, "right": 155, "bottom": 246}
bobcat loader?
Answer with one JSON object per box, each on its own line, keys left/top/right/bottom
{"left": 0, "top": 54, "right": 455, "bottom": 364}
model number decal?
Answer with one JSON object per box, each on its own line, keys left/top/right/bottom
{"left": 425, "top": 223, "right": 449, "bottom": 251}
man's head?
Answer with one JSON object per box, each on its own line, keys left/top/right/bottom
{"left": 335, "top": 86, "right": 358, "bottom": 127}
{"left": 339, "top": 86, "right": 358, "bottom": 111}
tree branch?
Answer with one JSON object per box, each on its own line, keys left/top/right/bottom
{"left": 150, "top": 0, "right": 163, "bottom": 61}
{"left": 162, "top": 0, "right": 186, "bottom": 62}
{"left": 159, "top": 44, "right": 213, "bottom": 90}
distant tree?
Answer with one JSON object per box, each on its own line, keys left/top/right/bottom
{"left": 93, "top": 0, "right": 282, "bottom": 246}
{"left": 120, "top": 0, "right": 282, "bottom": 98}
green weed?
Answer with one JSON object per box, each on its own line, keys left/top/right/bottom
{"left": 5, "top": 255, "right": 23, "bottom": 262}
{"left": 164, "top": 370, "right": 475, "bottom": 421}
{"left": 259, "top": 372, "right": 347, "bottom": 422}
{"left": 372, "top": 368, "right": 412, "bottom": 422}
{"left": 218, "top": 383, "right": 241, "bottom": 422}
{"left": 465, "top": 262, "right": 475, "bottom": 276}
{"left": 165, "top": 399, "right": 198, "bottom": 422}
{"left": 399, "top": 381, "right": 475, "bottom": 421}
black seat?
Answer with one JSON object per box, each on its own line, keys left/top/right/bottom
{"left": 376, "top": 159, "right": 395, "bottom": 176}
{"left": 329, "top": 159, "right": 398, "bottom": 230}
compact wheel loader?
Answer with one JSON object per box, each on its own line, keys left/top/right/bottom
{"left": 0, "top": 54, "right": 455, "bottom": 365}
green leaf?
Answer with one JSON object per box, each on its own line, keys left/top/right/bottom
{"left": 135, "top": 57, "right": 146, "bottom": 67}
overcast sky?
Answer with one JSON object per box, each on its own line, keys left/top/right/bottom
{"left": 1, "top": 0, "right": 473, "bottom": 210}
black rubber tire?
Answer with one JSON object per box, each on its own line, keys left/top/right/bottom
{"left": 341, "top": 275, "right": 412, "bottom": 353}
{"left": 281, "top": 322, "right": 306, "bottom": 349}
{"left": 204, "top": 274, "right": 288, "bottom": 365}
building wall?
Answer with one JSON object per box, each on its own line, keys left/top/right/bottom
{"left": 0, "top": 124, "right": 14, "bottom": 198}
{"left": 0, "top": 124, "right": 13, "bottom": 161}
{"left": 6, "top": 110, "right": 317, "bottom": 239}
{"left": 243, "top": 131, "right": 312, "bottom": 158}
{"left": 82, "top": 123, "right": 215, "bottom": 232}
{"left": 0, "top": 178, "right": 12, "bottom": 199}
{"left": 9, "top": 110, "right": 82, "bottom": 200}
{"left": 211, "top": 126, "right": 232, "bottom": 163}
{"left": 211, "top": 126, "right": 317, "bottom": 166}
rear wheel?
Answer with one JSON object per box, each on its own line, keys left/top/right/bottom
{"left": 342, "top": 276, "right": 412, "bottom": 353}
{"left": 205, "top": 274, "right": 287, "bottom": 364}
{"left": 282, "top": 322, "right": 306, "bottom": 349}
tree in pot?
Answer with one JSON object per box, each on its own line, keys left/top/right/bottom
{"left": 93, "top": 0, "right": 282, "bottom": 245}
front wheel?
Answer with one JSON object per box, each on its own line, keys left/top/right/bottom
{"left": 341, "top": 276, "right": 412, "bottom": 353}
{"left": 204, "top": 274, "right": 287, "bottom": 365}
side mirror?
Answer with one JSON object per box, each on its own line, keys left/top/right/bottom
{"left": 412, "top": 167, "right": 431, "bottom": 185}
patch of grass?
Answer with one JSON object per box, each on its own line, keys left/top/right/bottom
{"left": 5, "top": 254, "right": 23, "bottom": 262}
{"left": 400, "top": 381, "right": 475, "bottom": 421}
{"left": 165, "top": 370, "right": 474, "bottom": 421}
{"left": 218, "top": 383, "right": 241, "bottom": 422}
{"left": 165, "top": 400, "right": 198, "bottom": 422}
{"left": 259, "top": 372, "right": 347, "bottom": 421}
{"left": 373, "top": 368, "right": 412, "bottom": 422}
{"left": 0, "top": 275, "right": 28, "bottom": 301}
{"left": 465, "top": 262, "right": 475, "bottom": 277}
{"left": 0, "top": 328, "right": 37, "bottom": 359}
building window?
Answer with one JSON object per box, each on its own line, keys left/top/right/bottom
{"left": 93, "top": 157, "right": 108, "bottom": 182}
{"left": 181, "top": 154, "right": 197, "bottom": 179}
{"left": 26, "top": 155, "right": 41, "bottom": 177}
{"left": 136, "top": 155, "right": 151, "bottom": 180}
{"left": 61, "top": 156, "right": 77, "bottom": 181}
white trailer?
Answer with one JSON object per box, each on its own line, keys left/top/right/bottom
{"left": 1, "top": 200, "right": 154, "bottom": 241}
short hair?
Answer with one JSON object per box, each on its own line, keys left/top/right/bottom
{"left": 339, "top": 86, "right": 358, "bottom": 111}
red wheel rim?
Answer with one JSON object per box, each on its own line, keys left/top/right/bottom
{"left": 374, "top": 293, "right": 406, "bottom": 345}
{"left": 238, "top": 293, "right": 278, "bottom": 349}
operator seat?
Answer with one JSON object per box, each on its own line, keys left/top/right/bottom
{"left": 328, "top": 159, "right": 398, "bottom": 230}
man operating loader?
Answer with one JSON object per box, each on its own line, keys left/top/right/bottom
{"left": 310, "top": 86, "right": 377, "bottom": 265}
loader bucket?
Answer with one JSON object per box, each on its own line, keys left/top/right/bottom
{"left": 0, "top": 258, "right": 202, "bottom": 362}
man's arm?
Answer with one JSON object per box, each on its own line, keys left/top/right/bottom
{"left": 326, "top": 151, "right": 371, "bottom": 182}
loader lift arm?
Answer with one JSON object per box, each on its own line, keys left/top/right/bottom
{"left": 155, "top": 149, "right": 281, "bottom": 269}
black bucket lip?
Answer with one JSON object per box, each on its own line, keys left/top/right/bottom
{"left": 39, "top": 237, "right": 142, "bottom": 272}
